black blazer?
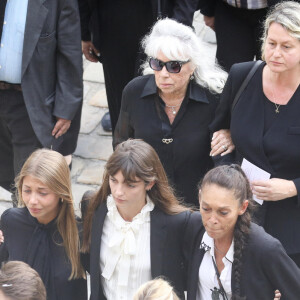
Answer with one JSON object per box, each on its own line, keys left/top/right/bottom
{"left": 78, "top": 0, "right": 199, "bottom": 49}
{"left": 210, "top": 61, "right": 300, "bottom": 256}
{"left": 187, "top": 223, "right": 300, "bottom": 300}
{"left": 87, "top": 202, "right": 202, "bottom": 300}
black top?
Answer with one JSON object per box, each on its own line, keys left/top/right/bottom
{"left": 114, "top": 75, "right": 220, "bottom": 205}
{"left": 210, "top": 61, "right": 300, "bottom": 255}
{"left": 187, "top": 223, "right": 300, "bottom": 299}
{"left": 0, "top": 208, "right": 87, "bottom": 300}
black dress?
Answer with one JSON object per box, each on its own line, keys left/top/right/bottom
{"left": 210, "top": 61, "right": 300, "bottom": 262}
{"left": 114, "top": 75, "right": 219, "bottom": 205}
{"left": 0, "top": 207, "right": 87, "bottom": 300}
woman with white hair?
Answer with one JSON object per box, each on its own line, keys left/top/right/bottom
{"left": 114, "top": 18, "right": 232, "bottom": 206}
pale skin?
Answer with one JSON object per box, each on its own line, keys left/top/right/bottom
{"left": 109, "top": 171, "right": 154, "bottom": 222}
{"left": 252, "top": 22, "right": 300, "bottom": 202}
{"left": 52, "top": 117, "right": 71, "bottom": 139}
{"left": 203, "top": 16, "right": 215, "bottom": 31}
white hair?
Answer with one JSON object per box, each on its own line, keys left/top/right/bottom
{"left": 141, "top": 18, "right": 228, "bottom": 94}
{"left": 261, "top": 1, "right": 300, "bottom": 59}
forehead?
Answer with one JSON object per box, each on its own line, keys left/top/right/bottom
{"left": 112, "top": 170, "right": 142, "bottom": 183}
{"left": 200, "top": 184, "right": 239, "bottom": 208}
{"left": 156, "top": 50, "right": 186, "bottom": 62}
{"left": 267, "top": 22, "right": 297, "bottom": 42}
{"left": 22, "top": 175, "right": 48, "bottom": 188}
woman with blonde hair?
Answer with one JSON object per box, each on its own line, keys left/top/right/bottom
{"left": 0, "top": 149, "right": 87, "bottom": 300}
{"left": 134, "top": 278, "right": 180, "bottom": 300}
{"left": 81, "top": 139, "right": 201, "bottom": 300}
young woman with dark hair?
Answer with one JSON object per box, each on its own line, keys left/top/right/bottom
{"left": 187, "top": 165, "right": 300, "bottom": 300}
{"left": 81, "top": 139, "right": 201, "bottom": 300}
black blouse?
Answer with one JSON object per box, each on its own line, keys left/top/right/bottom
{"left": 0, "top": 207, "right": 87, "bottom": 300}
{"left": 114, "top": 75, "right": 220, "bottom": 205}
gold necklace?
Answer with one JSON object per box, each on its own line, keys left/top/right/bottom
{"left": 270, "top": 80, "right": 281, "bottom": 114}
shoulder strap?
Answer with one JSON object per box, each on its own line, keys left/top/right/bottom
{"left": 231, "top": 60, "right": 263, "bottom": 113}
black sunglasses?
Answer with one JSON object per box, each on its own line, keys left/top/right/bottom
{"left": 149, "top": 57, "right": 190, "bottom": 73}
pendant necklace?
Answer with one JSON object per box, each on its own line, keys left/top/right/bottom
{"left": 165, "top": 100, "right": 183, "bottom": 115}
{"left": 270, "top": 81, "right": 281, "bottom": 113}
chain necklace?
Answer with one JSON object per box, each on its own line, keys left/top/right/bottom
{"left": 270, "top": 78, "right": 281, "bottom": 114}
{"left": 165, "top": 100, "right": 183, "bottom": 115}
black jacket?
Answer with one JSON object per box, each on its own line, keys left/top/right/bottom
{"left": 87, "top": 202, "right": 202, "bottom": 300}
{"left": 114, "top": 75, "right": 219, "bottom": 205}
{"left": 78, "top": 0, "right": 199, "bottom": 49}
{"left": 187, "top": 223, "right": 300, "bottom": 299}
{"left": 210, "top": 61, "right": 300, "bottom": 255}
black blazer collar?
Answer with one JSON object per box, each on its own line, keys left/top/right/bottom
{"left": 150, "top": 206, "right": 168, "bottom": 278}
{"left": 141, "top": 75, "right": 209, "bottom": 104}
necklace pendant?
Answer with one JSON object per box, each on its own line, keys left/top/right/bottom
{"left": 172, "top": 109, "right": 176, "bottom": 115}
{"left": 275, "top": 107, "right": 280, "bottom": 113}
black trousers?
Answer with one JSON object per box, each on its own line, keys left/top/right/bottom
{"left": 98, "top": 0, "right": 153, "bottom": 133}
{"left": 214, "top": 0, "right": 268, "bottom": 72}
{"left": 0, "top": 89, "right": 41, "bottom": 192}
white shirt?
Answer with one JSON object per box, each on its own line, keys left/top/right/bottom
{"left": 100, "top": 195, "right": 154, "bottom": 300}
{"left": 197, "top": 232, "right": 234, "bottom": 300}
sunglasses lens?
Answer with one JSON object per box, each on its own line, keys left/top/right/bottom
{"left": 149, "top": 58, "right": 162, "bottom": 71}
{"left": 167, "top": 61, "right": 181, "bottom": 73}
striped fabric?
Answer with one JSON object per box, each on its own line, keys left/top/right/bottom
{"left": 223, "top": 0, "right": 268, "bottom": 9}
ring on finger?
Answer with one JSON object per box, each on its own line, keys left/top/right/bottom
{"left": 222, "top": 145, "right": 228, "bottom": 151}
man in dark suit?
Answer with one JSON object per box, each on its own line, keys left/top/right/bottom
{"left": 0, "top": 0, "right": 83, "bottom": 201}
{"left": 78, "top": 0, "right": 199, "bottom": 133}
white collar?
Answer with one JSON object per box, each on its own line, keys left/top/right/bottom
{"left": 200, "top": 232, "right": 234, "bottom": 263}
{"left": 102, "top": 195, "right": 154, "bottom": 287}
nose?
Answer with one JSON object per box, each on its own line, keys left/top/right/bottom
{"left": 208, "top": 213, "right": 218, "bottom": 225}
{"left": 115, "top": 184, "right": 124, "bottom": 197}
{"left": 273, "top": 45, "right": 282, "bottom": 57}
{"left": 160, "top": 65, "right": 170, "bottom": 77}
{"left": 28, "top": 193, "right": 38, "bottom": 205}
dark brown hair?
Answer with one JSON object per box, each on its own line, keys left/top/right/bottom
{"left": 82, "top": 139, "right": 190, "bottom": 252}
{"left": 200, "top": 164, "right": 255, "bottom": 300}
{"left": 0, "top": 261, "right": 46, "bottom": 300}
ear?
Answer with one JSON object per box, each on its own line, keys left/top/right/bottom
{"left": 239, "top": 200, "right": 249, "bottom": 215}
{"left": 146, "top": 181, "right": 155, "bottom": 191}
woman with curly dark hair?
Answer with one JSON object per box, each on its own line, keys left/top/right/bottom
{"left": 187, "top": 165, "right": 300, "bottom": 300}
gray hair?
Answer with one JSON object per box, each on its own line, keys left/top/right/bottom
{"left": 141, "top": 18, "right": 227, "bottom": 94}
{"left": 261, "top": 1, "right": 300, "bottom": 59}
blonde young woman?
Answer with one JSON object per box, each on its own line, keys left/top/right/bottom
{"left": 0, "top": 149, "right": 87, "bottom": 300}
{"left": 81, "top": 139, "right": 201, "bottom": 300}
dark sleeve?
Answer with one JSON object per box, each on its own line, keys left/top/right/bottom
{"left": 54, "top": 0, "right": 83, "bottom": 121}
{"left": 77, "top": 0, "right": 92, "bottom": 41}
{"left": 292, "top": 178, "right": 300, "bottom": 207}
{"left": 0, "top": 209, "right": 11, "bottom": 263}
{"left": 171, "top": 0, "right": 199, "bottom": 26}
{"left": 113, "top": 82, "right": 135, "bottom": 149}
{"left": 261, "top": 238, "right": 300, "bottom": 298}
{"left": 182, "top": 212, "right": 203, "bottom": 268}
{"left": 198, "top": 0, "right": 217, "bottom": 17}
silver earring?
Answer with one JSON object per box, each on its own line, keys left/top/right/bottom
{"left": 190, "top": 74, "right": 194, "bottom": 81}
{"left": 61, "top": 198, "right": 64, "bottom": 203}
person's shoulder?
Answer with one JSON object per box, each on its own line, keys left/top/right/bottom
{"left": 230, "top": 61, "right": 263, "bottom": 77}
{"left": 248, "top": 222, "right": 282, "bottom": 253}
{"left": 124, "top": 74, "right": 153, "bottom": 92}
{"left": 1, "top": 207, "right": 28, "bottom": 226}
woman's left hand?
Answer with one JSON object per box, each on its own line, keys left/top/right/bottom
{"left": 210, "top": 129, "right": 235, "bottom": 157}
{"left": 251, "top": 178, "right": 297, "bottom": 201}
{"left": 274, "top": 290, "right": 281, "bottom": 300}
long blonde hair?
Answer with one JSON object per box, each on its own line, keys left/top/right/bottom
{"left": 82, "top": 139, "right": 190, "bottom": 253}
{"left": 15, "top": 149, "right": 85, "bottom": 279}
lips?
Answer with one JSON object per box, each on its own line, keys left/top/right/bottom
{"left": 28, "top": 208, "right": 41, "bottom": 214}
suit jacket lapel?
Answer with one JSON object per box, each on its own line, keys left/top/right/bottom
{"left": 187, "top": 246, "right": 205, "bottom": 299}
{"left": 90, "top": 203, "right": 107, "bottom": 299}
{"left": 150, "top": 207, "right": 167, "bottom": 278}
{"left": 22, "top": 0, "right": 48, "bottom": 78}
